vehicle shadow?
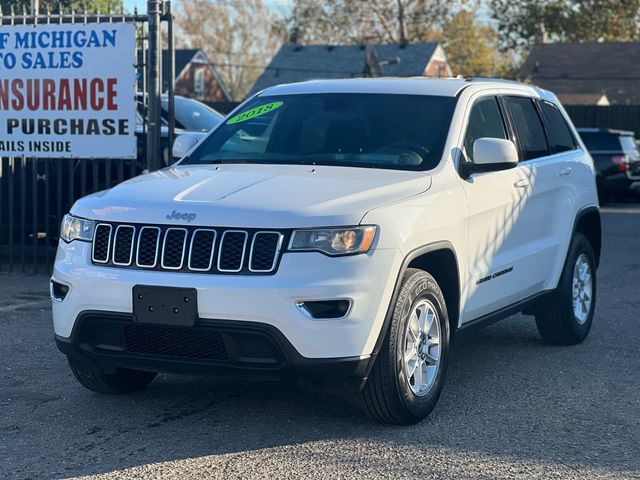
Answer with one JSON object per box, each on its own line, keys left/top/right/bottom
{"left": 14, "top": 311, "right": 638, "bottom": 479}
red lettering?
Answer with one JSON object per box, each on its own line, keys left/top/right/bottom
{"left": 42, "top": 79, "right": 56, "bottom": 110}
{"left": 73, "top": 78, "right": 86, "bottom": 110}
{"left": 57, "top": 79, "right": 72, "bottom": 110}
{"left": 90, "top": 78, "right": 103, "bottom": 110}
{"left": 0, "top": 78, "right": 122, "bottom": 111}
{"left": 106, "top": 78, "right": 117, "bottom": 110}
{"left": 11, "top": 80, "right": 24, "bottom": 110}
{"left": 0, "top": 79, "right": 8, "bottom": 110}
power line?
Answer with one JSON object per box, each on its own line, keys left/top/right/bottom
{"left": 210, "top": 60, "right": 362, "bottom": 75}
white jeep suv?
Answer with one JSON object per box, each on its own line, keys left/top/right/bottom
{"left": 52, "top": 78, "right": 601, "bottom": 425}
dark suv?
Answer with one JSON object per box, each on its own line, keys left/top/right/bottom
{"left": 577, "top": 128, "right": 640, "bottom": 201}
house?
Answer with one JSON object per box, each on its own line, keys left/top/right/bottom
{"left": 137, "top": 48, "right": 232, "bottom": 102}
{"left": 162, "top": 49, "right": 232, "bottom": 102}
{"left": 520, "top": 42, "right": 640, "bottom": 105}
{"left": 555, "top": 93, "right": 610, "bottom": 106}
{"left": 249, "top": 43, "right": 452, "bottom": 95}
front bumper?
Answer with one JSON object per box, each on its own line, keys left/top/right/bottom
{"left": 55, "top": 312, "right": 372, "bottom": 393}
{"left": 52, "top": 240, "right": 402, "bottom": 360}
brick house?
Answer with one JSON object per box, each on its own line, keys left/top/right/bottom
{"left": 249, "top": 43, "right": 452, "bottom": 95}
{"left": 161, "top": 48, "right": 232, "bottom": 102}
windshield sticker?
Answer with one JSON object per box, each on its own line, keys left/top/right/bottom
{"left": 226, "top": 101, "right": 283, "bottom": 125}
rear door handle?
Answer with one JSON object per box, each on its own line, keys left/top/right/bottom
{"left": 559, "top": 167, "right": 573, "bottom": 176}
{"left": 513, "top": 179, "right": 530, "bottom": 188}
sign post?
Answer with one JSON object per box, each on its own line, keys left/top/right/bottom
{"left": 146, "top": 0, "right": 162, "bottom": 171}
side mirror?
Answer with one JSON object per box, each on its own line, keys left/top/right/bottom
{"left": 172, "top": 133, "right": 201, "bottom": 159}
{"left": 460, "top": 138, "right": 518, "bottom": 179}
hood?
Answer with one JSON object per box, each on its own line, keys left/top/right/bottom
{"left": 72, "top": 164, "right": 431, "bottom": 228}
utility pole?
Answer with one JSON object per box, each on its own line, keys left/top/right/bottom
{"left": 166, "top": 1, "right": 175, "bottom": 156}
{"left": 146, "top": 0, "right": 162, "bottom": 171}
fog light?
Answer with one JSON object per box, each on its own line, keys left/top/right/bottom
{"left": 296, "top": 299, "right": 351, "bottom": 319}
{"left": 50, "top": 280, "right": 69, "bottom": 302}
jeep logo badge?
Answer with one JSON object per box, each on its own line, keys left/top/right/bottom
{"left": 166, "top": 210, "right": 197, "bottom": 223}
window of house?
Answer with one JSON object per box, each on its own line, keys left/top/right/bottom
{"left": 463, "top": 97, "right": 508, "bottom": 162}
{"left": 194, "top": 67, "right": 205, "bottom": 97}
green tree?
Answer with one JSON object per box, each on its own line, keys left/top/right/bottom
{"left": 441, "top": 10, "right": 508, "bottom": 76}
{"left": 490, "top": 0, "right": 640, "bottom": 51}
{"left": 1, "top": 0, "right": 124, "bottom": 15}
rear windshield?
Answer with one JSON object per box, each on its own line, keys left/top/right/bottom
{"left": 161, "top": 97, "right": 223, "bottom": 132}
{"left": 580, "top": 131, "right": 628, "bottom": 152}
{"left": 182, "top": 93, "right": 457, "bottom": 171}
{"left": 619, "top": 136, "right": 640, "bottom": 160}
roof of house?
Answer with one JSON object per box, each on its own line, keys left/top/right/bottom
{"left": 161, "top": 48, "right": 200, "bottom": 85}
{"left": 520, "top": 42, "right": 640, "bottom": 104}
{"left": 250, "top": 43, "right": 444, "bottom": 94}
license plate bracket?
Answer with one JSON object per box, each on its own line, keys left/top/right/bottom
{"left": 133, "top": 285, "right": 198, "bottom": 327}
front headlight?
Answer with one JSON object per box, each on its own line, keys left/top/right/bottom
{"left": 288, "top": 226, "right": 377, "bottom": 256}
{"left": 60, "top": 214, "right": 95, "bottom": 243}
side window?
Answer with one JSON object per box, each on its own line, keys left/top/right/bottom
{"left": 463, "top": 97, "right": 507, "bottom": 162}
{"left": 540, "top": 101, "right": 576, "bottom": 153}
{"left": 505, "top": 96, "right": 549, "bottom": 161}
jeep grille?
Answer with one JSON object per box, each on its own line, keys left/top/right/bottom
{"left": 91, "top": 223, "right": 286, "bottom": 275}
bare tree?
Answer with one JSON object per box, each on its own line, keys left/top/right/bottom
{"left": 174, "top": 0, "right": 281, "bottom": 100}
{"left": 289, "top": 0, "right": 456, "bottom": 45}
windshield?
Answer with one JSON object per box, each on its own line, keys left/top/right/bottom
{"left": 619, "top": 136, "right": 640, "bottom": 161}
{"left": 161, "top": 97, "right": 223, "bottom": 132}
{"left": 182, "top": 93, "right": 456, "bottom": 171}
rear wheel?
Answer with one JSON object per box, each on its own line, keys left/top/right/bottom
{"left": 358, "top": 268, "right": 450, "bottom": 425}
{"left": 68, "top": 359, "right": 157, "bottom": 394}
{"left": 535, "top": 233, "right": 597, "bottom": 345}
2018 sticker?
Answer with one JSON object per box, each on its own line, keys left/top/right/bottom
{"left": 226, "top": 101, "right": 283, "bottom": 125}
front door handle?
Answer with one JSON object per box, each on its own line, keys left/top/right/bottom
{"left": 513, "top": 179, "right": 530, "bottom": 188}
{"left": 559, "top": 167, "right": 573, "bottom": 176}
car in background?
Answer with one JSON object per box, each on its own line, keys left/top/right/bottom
{"left": 137, "top": 95, "right": 224, "bottom": 166}
{"left": 577, "top": 128, "right": 640, "bottom": 201}
{"left": 160, "top": 95, "right": 223, "bottom": 133}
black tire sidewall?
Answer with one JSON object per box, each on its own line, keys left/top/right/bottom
{"left": 560, "top": 233, "right": 597, "bottom": 340}
{"left": 393, "top": 272, "right": 450, "bottom": 419}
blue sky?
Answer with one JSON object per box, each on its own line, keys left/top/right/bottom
{"left": 123, "top": 0, "right": 292, "bottom": 14}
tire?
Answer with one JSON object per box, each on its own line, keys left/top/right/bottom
{"left": 535, "top": 233, "right": 597, "bottom": 345}
{"left": 358, "top": 268, "right": 450, "bottom": 425}
{"left": 68, "top": 359, "right": 157, "bottom": 394}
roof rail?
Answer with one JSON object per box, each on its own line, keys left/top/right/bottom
{"left": 464, "top": 77, "right": 524, "bottom": 86}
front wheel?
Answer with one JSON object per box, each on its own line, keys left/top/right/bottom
{"left": 358, "top": 268, "right": 450, "bottom": 425}
{"left": 535, "top": 233, "right": 597, "bottom": 345}
{"left": 68, "top": 359, "right": 157, "bottom": 394}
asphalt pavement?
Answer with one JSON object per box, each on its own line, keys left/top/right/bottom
{"left": 1, "top": 204, "right": 639, "bottom": 479}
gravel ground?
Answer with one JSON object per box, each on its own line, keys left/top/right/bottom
{"left": 1, "top": 205, "right": 639, "bottom": 480}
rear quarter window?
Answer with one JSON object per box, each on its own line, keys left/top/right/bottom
{"left": 505, "top": 96, "right": 549, "bottom": 161}
{"left": 540, "top": 101, "right": 576, "bottom": 154}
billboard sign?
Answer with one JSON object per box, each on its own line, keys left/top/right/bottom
{"left": 0, "top": 22, "right": 136, "bottom": 158}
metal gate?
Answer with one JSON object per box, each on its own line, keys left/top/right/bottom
{"left": 0, "top": 1, "right": 175, "bottom": 273}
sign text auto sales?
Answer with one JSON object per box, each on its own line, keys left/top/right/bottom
{"left": 0, "top": 23, "right": 136, "bottom": 158}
